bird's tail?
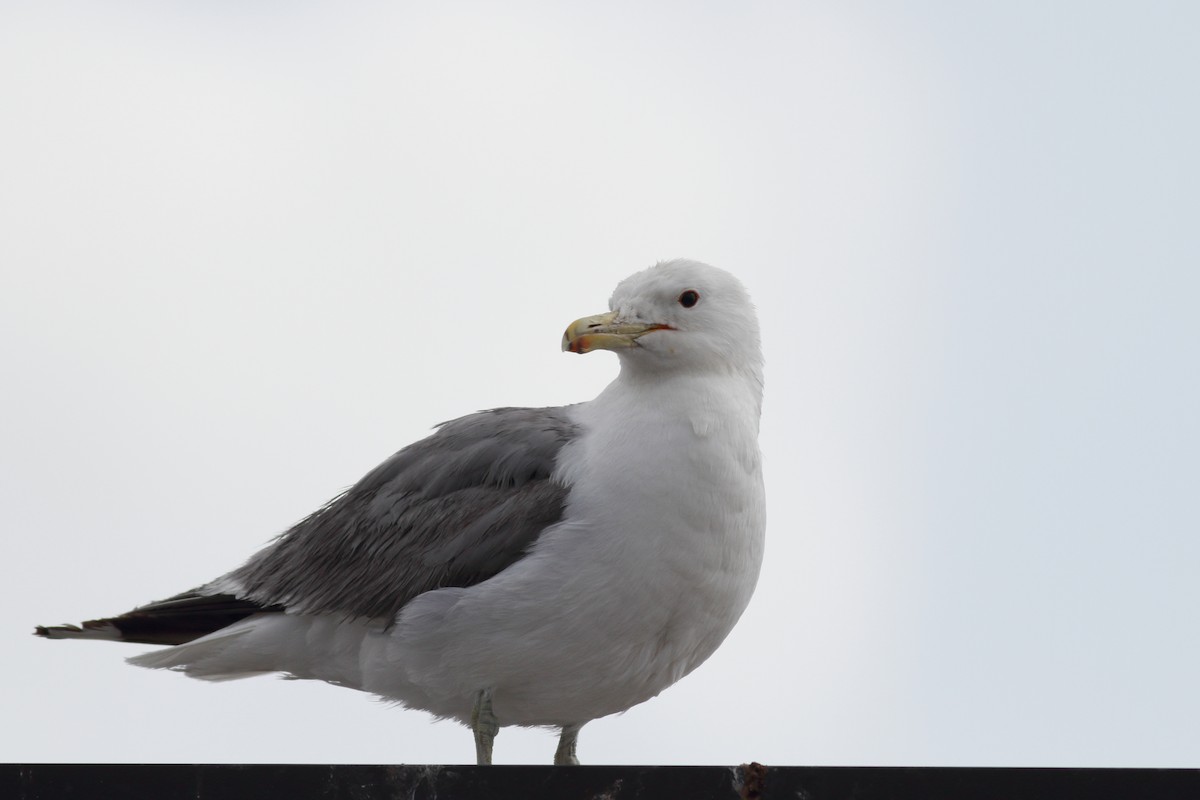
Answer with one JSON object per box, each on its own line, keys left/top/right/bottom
{"left": 38, "top": 596, "right": 373, "bottom": 686}
{"left": 129, "top": 613, "right": 374, "bottom": 686}
{"left": 125, "top": 620, "right": 273, "bottom": 681}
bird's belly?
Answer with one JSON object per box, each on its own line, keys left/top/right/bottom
{"left": 364, "top": 473, "right": 764, "bottom": 726}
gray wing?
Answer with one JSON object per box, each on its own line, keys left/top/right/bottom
{"left": 226, "top": 406, "right": 579, "bottom": 620}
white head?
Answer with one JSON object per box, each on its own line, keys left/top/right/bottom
{"left": 563, "top": 259, "right": 763, "bottom": 386}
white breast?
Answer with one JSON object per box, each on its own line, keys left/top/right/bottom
{"left": 150, "top": 369, "right": 767, "bottom": 731}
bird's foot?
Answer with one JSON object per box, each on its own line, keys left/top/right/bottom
{"left": 554, "top": 723, "right": 582, "bottom": 766}
{"left": 471, "top": 688, "right": 499, "bottom": 765}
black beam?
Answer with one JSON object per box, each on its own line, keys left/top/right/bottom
{"left": 4, "top": 764, "right": 1198, "bottom": 800}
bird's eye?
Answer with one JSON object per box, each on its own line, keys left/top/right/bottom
{"left": 678, "top": 290, "right": 700, "bottom": 308}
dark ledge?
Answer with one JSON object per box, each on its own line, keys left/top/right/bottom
{"left": 4, "top": 764, "right": 1198, "bottom": 799}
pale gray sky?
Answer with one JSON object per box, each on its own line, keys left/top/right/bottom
{"left": 2, "top": 1, "right": 1197, "bottom": 767}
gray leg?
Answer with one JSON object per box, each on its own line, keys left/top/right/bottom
{"left": 471, "top": 689, "right": 499, "bottom": 765}
{"left": 554, "top": 723, "right": 583, "bottom": 766}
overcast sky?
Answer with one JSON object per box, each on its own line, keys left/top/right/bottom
{"left": 2, "top": 1, "right": 1197, "bottom": 767}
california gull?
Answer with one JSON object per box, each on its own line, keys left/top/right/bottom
{"left": 36, "top": 258, "right": 766, "bottom": 765}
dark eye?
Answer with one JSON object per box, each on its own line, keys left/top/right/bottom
{"left": 678, "top": 289, "right": 700, "bottom": 308}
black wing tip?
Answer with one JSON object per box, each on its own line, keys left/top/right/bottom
{"left": 34, "top": 623, "right": 79, "bottom": 637}
{"left": 33, "top": 621, "right": 118, "bottom": 640}
{"left": 36, "top": 594, "right": 280, "bottom": 646}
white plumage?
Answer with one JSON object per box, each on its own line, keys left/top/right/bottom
{"left": 40, "top": 259, "right": 766, "bottom": 764}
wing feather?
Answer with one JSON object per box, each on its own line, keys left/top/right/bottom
{"left": 35, "top": 592, "right": 280, "bottom": 645}
{"left": 226, "top": 406, "right": 578, "bottom": 620}
{"left": 36, "top": 406, "right": 578, "bottom": 643}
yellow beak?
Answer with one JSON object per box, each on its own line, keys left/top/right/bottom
{"left": 562, "top": 312, "right": 669, "bottom": 354}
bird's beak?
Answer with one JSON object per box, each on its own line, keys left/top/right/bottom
{"left": 562, "top": 312, "right": 670, "bottom": 354}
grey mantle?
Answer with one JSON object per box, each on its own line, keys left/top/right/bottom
{"left": 4, "top": 764, "right": 1199, "bottom": 799}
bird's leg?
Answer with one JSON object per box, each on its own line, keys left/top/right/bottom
{"left": 471, "top": 688, "right": 499, "bottom": 765}
{"left": 554, "top": 723, "right": 583, "bottom": 766}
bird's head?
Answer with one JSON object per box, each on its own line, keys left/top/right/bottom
{"left": 563, "top": 260, "right": 762, "bottom": 382}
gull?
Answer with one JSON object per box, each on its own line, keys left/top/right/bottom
{"left": 36, "top": 259, "right": 766, "bottom": 765}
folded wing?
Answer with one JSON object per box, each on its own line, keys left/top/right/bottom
{"left": 36, "top": 406, "right": 579, "bottom": 644}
